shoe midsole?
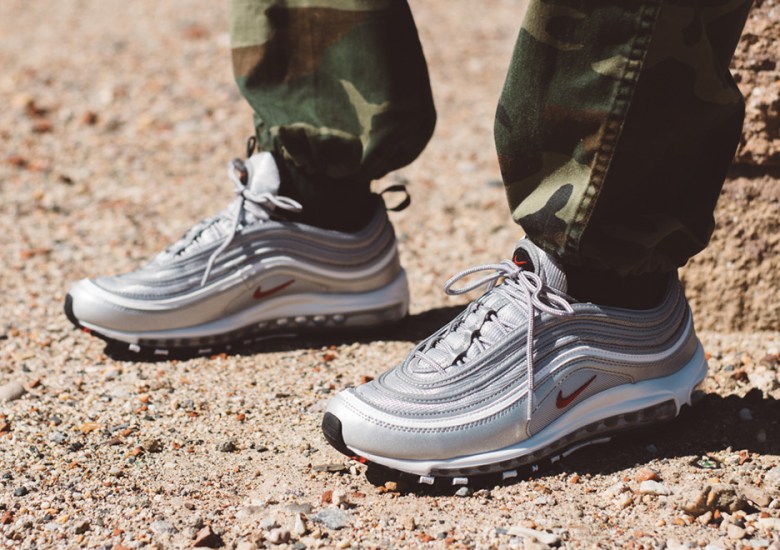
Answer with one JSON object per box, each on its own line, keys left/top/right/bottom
{"left": 79, "top": 269, "right": 409, "bottom": 344}
{"left": 348, "top": 343, "right": 707, "bottom": 475}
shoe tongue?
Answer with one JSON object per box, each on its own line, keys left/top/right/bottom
{"left": 244, "top": 152, "right": 281, "bottom": 195}
{"left": 511, "top": 239, "right": 568, "bottom": 294}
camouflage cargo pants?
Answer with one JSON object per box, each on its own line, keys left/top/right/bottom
{"left": 229, "top": 0, "right": 751, "bottom": 276}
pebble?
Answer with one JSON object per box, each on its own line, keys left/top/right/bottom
{"left": 332, "top": 489, "right": 349, "bottom": 506}
{"left": 0, "top": 381, "right": 27, "bottom": 402}
{"left": 507, "top": 526, "right": 560, "bottom": 546}
{"left": 638, "top": 480, "right": 672, "bottom": 496}
{"left": 150, "top": 520, "right": 177, "bottom": 534}
{"left": 739, "top": 408, "right": 753, "bottom": 421}
{"left": 615, "top": 493, "right": 633, "bottom": 509}
{"left": 217, "top": 441, "right": 236, "bottom": 453}
{"left": 455, "top": 487, "right": 471, "bottom": 497}
{"left": 193, "top": 525, "right": 224, "bottom": 548}
{"left": 742, "top": 486, "right": 771, "bottom": 507}
{"left": 292, "top": 514, "right": 307, "bottom": 537}
{"left": 683, "top": 485, "right": 748, "bottom": 516}
{"left": 401, "top": 516, "right": 417, "bottom": 531}
{"left": 50, "top": 431, "right": 67, "bottom": 444}
{"left": 765, "top": 466, "right": 780, "bottom": 487}
{"left": 311, "top": 508, "right": 351, "bottom": 530}
{"left": 73, "top": 519, "right": 90, "bottom": 534}
{"left": 235, "top": 542, "right": 258, "bottom": 550}
{"left": 14, "top": 487, "right": 29, "bottom": 497}
{"left": 144, "top": 439, "right": 164, "bottom": 453}
{"left": 602, "top": 482, "right": 629, "bottom": 497}
{"left": 260, "top": 517, "right": 278, "bottom": 530}
{"left": 265, "top": 528, "right": 290, "bottom": 545}
{"left": 727, "top": 524, "right": 746, "bottom": 540}
{"left": 635, "top": 468, "right": 659, "bottom": 482}
{"left": 757, "top": 517, "right": 780, "bottom": 530}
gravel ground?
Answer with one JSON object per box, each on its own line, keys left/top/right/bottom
{"left": 1, "top": 1, "right": 778, "bottom": 549}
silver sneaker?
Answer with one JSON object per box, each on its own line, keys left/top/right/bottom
{"left": 323, "top": 239, "right": 706, "bottom": 484}
{"left": 65, "top": 152, "right": 408, "bottom": 356}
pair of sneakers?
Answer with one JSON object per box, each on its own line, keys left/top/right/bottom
{"left": 66, "top": 149, "right": 707, "bottom": 485}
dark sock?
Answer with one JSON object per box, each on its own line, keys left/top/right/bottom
{"left": 564, "top": 265, "right": 670, "bottom": 309}
{"left": 275, "top": 155, "right": 375, "bottom": 232}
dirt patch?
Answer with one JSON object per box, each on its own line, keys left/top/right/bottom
{"left": 681, "top": 175, "right": 780, "bottom": 331}
{"left": 732, "top": 0, "right": 780, "bottom": 166}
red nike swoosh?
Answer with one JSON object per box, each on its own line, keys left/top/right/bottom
{"left": 512, "top": 255, "right": 527, "bottom": 267}
{"left": 253, "top": 279, "right": 295, "bottom": 300}
{"left": 556, "top": 375, "right": 597, "bottom": 409}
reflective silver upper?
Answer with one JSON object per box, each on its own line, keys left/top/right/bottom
{"left": 68, "top": 153, "right": 403, "bottom": 333}
{"left": 326, "top": 239, "right": 699, "bottom": 461}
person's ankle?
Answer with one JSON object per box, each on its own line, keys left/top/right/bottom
{"left": 564, "top": 265, "right": 670, "bottom": 309}
{"left": 275, "top": 155, "right": 375, "bottom": 232}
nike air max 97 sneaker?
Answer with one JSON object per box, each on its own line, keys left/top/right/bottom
{"left": 323, "top": 239, "right": 706, "bottom": 485}
{"left": 65, "top": 151, "right": 408, "bottom": 356}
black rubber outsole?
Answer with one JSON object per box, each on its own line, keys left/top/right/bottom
{"left": 63, "top": 293, "right": 306, "bottom": 360}
{"left": 321, "top": 399, "right": 682, "bottom": 488}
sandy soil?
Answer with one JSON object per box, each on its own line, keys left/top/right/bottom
{"left": 0, "top": 1, "right": 778, "bottom": 548}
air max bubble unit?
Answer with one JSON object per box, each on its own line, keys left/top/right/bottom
{"left": 323, "top": 239, "right": 706, "bottom": 485}
{"left": 65, "top": 151, "right": 408, "bottom": 356}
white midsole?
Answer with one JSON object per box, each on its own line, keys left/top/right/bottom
{"left": 349, "top": 344, "right": 708, "bottom": 476}
{"left": 80, "top": 269, "right": 409, "bottom": 344}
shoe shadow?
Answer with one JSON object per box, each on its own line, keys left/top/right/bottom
{"left": 100, "top": 305, "right": 466, "bottom": 363}
{"left": 359, "top": 389, "right": 780, "bottom": 495}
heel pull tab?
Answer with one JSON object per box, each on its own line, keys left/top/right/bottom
{"left": 245, "top": 136, "right": 257, "bottom": 158}
{"left": 379, "top": 184, "right": 411, "bottom": 212}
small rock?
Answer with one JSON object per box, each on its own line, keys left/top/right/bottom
{"left": 727, "top": 524, "right": 746, "bottom": 540}
{"left": 312, "top": 463, "right": 347, "bottom": 473}
{"left": 507, "top": 526, "right": 560, "bottom": 546}
{"left": 757, "top": 517, "right": 780, "bottom": 530}
{"left": 639, "top": 480, "right": 672, "bottom": 496}
{"left": 292, "top": 514, "right": 307, "bottom": 537}
{"left": 14, "top": 487, "right": 29, "bottom": 497}
{"left": 151, "top": 520, "right": 177, "bottom": 534}
{"left": 265, "top": 529, "right": 290, "bottom": 545}
{"left": 635, "top": 468, "right": 659, "bottom": 482}
{"left": 682, "top": 485, "right": 747, "bottom": 516}
{"left": 50, "top": 432, "right": 67, "bottom": 444}
{"left": 217, "top": 441, "right": 236, "bottom": 453}
{"left": 665, "top": 540, "right": 688, "bottom": 550}
{"left": 0, "top": 511, "right": 13, "bottom": 525}
{"left": 765, "top": 466, "right": 780, "bottom": 487}
{"left": 739, "top": 408, "right": 753, "bottom": 421}
{"left": 235, "top": 542, "right": 257, "bottom": 550}
{"left": 742, "top": 486, "right": 771, "bottom": 507}
{"left": 332, "top": 489, "right": 349, "bottom": 506}
{"left": 455, "top": 487, "right": 471, "bottom": 497}
{"left": 193, "top": 525, "right": 224, "bottom": 548}
{"left": 697, "top": 511, "right": 713, "bottom": 525}
{"left": 311, "top": 508, "right": 351, "bottom": 530}
{"left": 401, "top": 516, "right": 417, "bottom": 531}
{"left": 73, "top": 520, "right": 90, "bottom": 535}
{"left": 602, "top": 482, "right": 629, "bottom": 497}
{"left": 615, "top": 493, "right": 633, "bottom": 509}
{"left": 0, "top": 381, "right": 26, "bottom": 402}
{"left": 144, "top": 439, "right": 164, "bottom": 453}
{"left": 260, "top": 517, "right": 279, "bottom": 530}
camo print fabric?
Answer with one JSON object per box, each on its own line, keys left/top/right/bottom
{"left": 230, "top": 0, "right": 751, "bottom": 275}
{"left": 229, "top": 0, "right": 435, "bottom": 185}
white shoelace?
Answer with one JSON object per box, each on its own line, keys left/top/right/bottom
{"left": 415, "top": 259, "right": 575, "bottom": 418}
{"left": 199, "top": 160, "right": 303, "bottom": 286}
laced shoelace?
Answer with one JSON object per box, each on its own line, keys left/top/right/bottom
{"left": 199, "top": 160, "right": 302, "bottom": 285}
{"left": 414, "top": 259, "right": 575, "bottom": 419}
